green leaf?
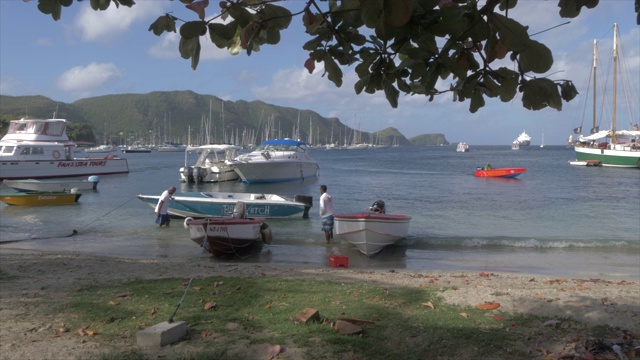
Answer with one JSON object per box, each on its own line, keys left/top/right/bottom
{"left": 383, "top": 81, "right": 399, "bottom": 108}
{"left": 494, "top": 67, "right": 518, "bottom": 102}
{"left": 90, "top": 0, "right": 111, "bottom": 11}
{"left": 191, "top": 40, "right": 201, "bottom": 70}
{"left": 179, "top": 36, "right": 199, "bottom": 60}
{"left": 360, "top": 0, "right": 384, "bottom": 28}
{"left": 469, "top": 89, "right": 486, "bottom": 113}
{"left": 560, "top": 81, "right": 579, "bottom": 101}
{"left": 488, "top": 13, "right": 530, "bottom": 52}
{"left": 148, "top": 15, "right": 177, "bottom": 36}
{"left": 180, "top": 21, "right": 207, "bottom": 40}
{"left": 208, "top": 21, "right": 238, "bottom": 48}
{"left": 260, "top": 4, "right": 292, "bottom": 31}
{"left": 518, "top": 40, "right": 553, "bottom": 73}
{"left": 521, "top": 78, "right": 563, "bottom": 111}
{"left": 558, "top": 0, "right": 599, "bottom": 18}
{"left": 323, "top": 53, "right": 343, "bottom": 87}
{"left": 383, "top": 0, "right": 412, "bottom": 27}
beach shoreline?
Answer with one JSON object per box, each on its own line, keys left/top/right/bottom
{"left": 1, "top": 250, "right": 639, "bottom": 359}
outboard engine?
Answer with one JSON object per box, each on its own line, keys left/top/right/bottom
{"left": 370, "top": 200, "right": 386, "bottom": 214}
{"left": 181, "top": 166, "right": 194, "bottom": 183}
{"left": 233, "top": 201, "right": 247, "bottom": 219}
{"left": 192, "top": 166, "right": 203, "bottom": 183}
{"left": 294, "top": 195, "right": 313, "bottom": 219}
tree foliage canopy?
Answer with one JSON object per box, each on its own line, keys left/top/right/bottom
{"left": 34, "top": 0, "right": 633, "bottom": 113}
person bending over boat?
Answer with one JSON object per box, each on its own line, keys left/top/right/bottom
{"left": 484, "top": 163, "right": 493, "bottom": 170}
{"left": 370, "top": 200, "right": 386, "bottom": 214}
{"left": 155, "top": 186, "right": 176, "bottom": 227}
{"left": 319, "top": 185, "right": 335, "bottom": 242}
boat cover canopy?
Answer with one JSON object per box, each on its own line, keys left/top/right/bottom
{"left": 579, "top": 130, "right": 640, "bottom": 141}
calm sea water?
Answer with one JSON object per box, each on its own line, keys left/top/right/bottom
{"left": 1, "top": 145, "right": 639, "bottom": 280}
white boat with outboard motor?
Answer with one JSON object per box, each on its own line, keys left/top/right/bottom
{"left": 0, "top": 118, "right": 129, "bottom": 180}
{"left": 334, "top": 200, "right": 412, "bottom": 256}
{"left": 137, "top": 191, "right": 313, "bottom": 219}
{"left": 179, "top": 144, "right": 240, "bottom": 183}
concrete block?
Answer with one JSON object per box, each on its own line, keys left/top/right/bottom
{"left": 292, "top": 308, "right": 319, "bottom": 324}
{"left": 136, "top": 321, "right": 187, "bottom": 348}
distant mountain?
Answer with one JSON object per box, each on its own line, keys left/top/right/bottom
{"left": 409, "top": 134, "right": 450, "bottom": 146}
{"left": 0, "top": 91, "right": 448, "bottom": 146}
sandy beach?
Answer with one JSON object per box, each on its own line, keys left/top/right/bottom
{"left": 1, "top": 250, "right": 638, "bottom": 359}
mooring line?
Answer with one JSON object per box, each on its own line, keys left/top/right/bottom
{"left": 0, "top": 196, "right": 137, "bottom": 245}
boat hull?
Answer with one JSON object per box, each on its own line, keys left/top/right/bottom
{"left": 574, "top": 146, "right": 640, "bottom": 168}
{"left": 474, "top": 168, "right": 527, "bottom": 178}
{"left": 0, "top": 158, "right": 129, "bottom": 180}
{"left": 186, "top": 217, "right": 267, "bottom": 256}
{"left": 231, "top": 161, "right": 320, "bottom": 184}
{"left": 0, "top": 192, "right": 82, "bottom": 206}
{"left": 334, "top": 213, "right": 411, "bottom": 256}
{"left": 136, "top": 192, "right": 311, "bottom": 219}
{"left": 3, "top": 177, "right": 100, "bottom": 192}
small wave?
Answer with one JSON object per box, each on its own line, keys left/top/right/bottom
{"left": 412, "top": 235, "right": 638, "bottom": 249}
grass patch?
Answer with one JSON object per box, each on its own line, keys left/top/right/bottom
{"left": 62, "top": 275, "right": 540, "bottom": 359}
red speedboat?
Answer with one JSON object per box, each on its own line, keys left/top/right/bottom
{"left": 474, "top": 167, "right": 526, "bottom": 178}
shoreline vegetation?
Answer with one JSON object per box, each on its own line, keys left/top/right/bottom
{"left": 1, "top": 251, "right": 638, "bottom": 360}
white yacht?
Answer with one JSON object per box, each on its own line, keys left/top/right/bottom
{"left": 180, "top": 144, "right": 240, "bottom": 183}
{"left": 516, "top": 131, "right": 531, "bottom": 146}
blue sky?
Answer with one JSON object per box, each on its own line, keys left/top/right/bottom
{"left": 1, "top": 1, "right": 638, "bottom": 145}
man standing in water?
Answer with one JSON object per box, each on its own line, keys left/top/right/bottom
{"left": 155, "top": 186, "right": 176, "bottom": 227}
{"left": 319, "top": 185, "right": 335, "bottom": 242}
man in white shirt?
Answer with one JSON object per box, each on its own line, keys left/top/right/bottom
{"left": 319, "top": 184, "right": 335, "bottom": 242}
{"left": 155, "top": 186, "right": 176, "bottom": 227}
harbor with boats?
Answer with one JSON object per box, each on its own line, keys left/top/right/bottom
{"left": 1, "top": 145, "right": 638, "bottom": 279}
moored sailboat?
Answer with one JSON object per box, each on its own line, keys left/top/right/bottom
{"left": 572, "top": 23, "right": 640, "bottom": 168}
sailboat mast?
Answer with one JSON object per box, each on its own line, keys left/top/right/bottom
{"left": 612, "top": 23, "right": 618, "bottom": 143}
{"left": 592, "top": 39, "right": 597, "bottom": 134}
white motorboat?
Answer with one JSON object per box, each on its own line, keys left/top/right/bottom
{"left": 511, "top": 141, "right": 520, "bottom": 150}
{"left": 180, "top": 144, "right": 240, "bottom": 183}
{"left": 227, "top": 139, "right": 319, "bottom": 184}
{"left": 122, "top": 145, "right": 152, "bottom": 153}
{"left": 0, "top": 118, "right": 129, "bottom": 180}
{"left": 456, "top": 142, "right": 469, "bottom": 152}
{"left": 334, "top": 201, "right": 411, "bottom": 256}
{"left": 3, "top": 175, "right": 100, "bottom": 192}
{"left": 516, "top": 131, "right": 531, "bottom": 146}
{"left": 137, "top": 191, "right": 312, "bottom": 219}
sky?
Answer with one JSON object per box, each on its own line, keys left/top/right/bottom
{"left": 1, "top": 1, "right": 638, "bottom": 145}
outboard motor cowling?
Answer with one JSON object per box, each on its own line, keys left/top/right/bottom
{"left": 233, "top": 201, "right": 247, "bottom": 219}
{"left": 370, "top": 200, "right": 386, "bottom": 214}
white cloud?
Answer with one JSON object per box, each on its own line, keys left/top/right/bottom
{"left": 56, "top": 62, "right": 122, "bottom": 95}
{"left": 74, "top": 1, "right": 166, "bottom": 42}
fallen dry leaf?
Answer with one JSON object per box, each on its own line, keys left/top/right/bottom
{"left": 264, "top": 304, "right": 272, "bottom": 309}
{"left": 475, "top": 301, "right": 501, "bottom": 310}
{"left": 151, "top": 307, "right": 158, "bottom": 315}
{"left": 422, "top": 301, "right": 435, "bottom": 309}
{"left": 193, "top": 286, "right": 203, "bottom": 291}
{"left": 108, "top": 300, "right": 120, "bottom": 305}
{"left": 76, "top": 325, "right": 90, "bottom": 336}
{"left": 459, "top": 312, "right": 469, "bottom": 318}
{"left": 116, "top": 292, "right": 131, "bottom": 298}
{"left": 213, "top": 281, "right": 224, "bottom": 287}
{"left": 204, "top": 301, "right": 217, "bottom": 310}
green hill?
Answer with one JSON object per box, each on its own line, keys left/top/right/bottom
{"left": 0, "top": 91, "right": 448, "bottom": 146}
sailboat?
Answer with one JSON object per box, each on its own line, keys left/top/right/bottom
{"left": 573, "top": 23, "right": 640, "bottom": 168}
{"left": 540, "top": 133, "right": 544, "bottom": 148}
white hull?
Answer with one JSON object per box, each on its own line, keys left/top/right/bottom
{"left": 187, "top": 217, "right": 267, "bottom": 255}
{"left": 334, "top": 213, "right": 411, "bottom": 256}
{"left": 0, "top": 159, "right": 129, "bottom": 180}
{"left": 180, "top": 145, "right": 240, "bottom": 183}
{"left": 232, "top": 161, "right": 319, "bottom": 184}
